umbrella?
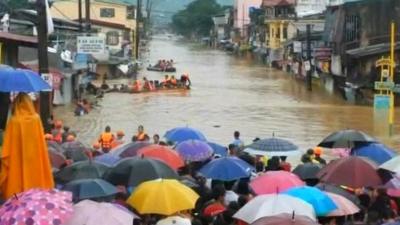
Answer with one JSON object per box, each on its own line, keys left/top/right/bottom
{"left": 318, "top": 129, "right": 376, "bottom": 148}
{"left": 127, "top": 179, "right": 199, "bottom": 215}
{"left": 380, "top": 155, "right": 400, "bottom": 173}
{"left": 49, "top": 149, "right": 67, "bottom": 169}
{"left": 94, "top": 153, "right": 121, "bottom": 166}
{"left": 105, "top": 157, "right": 179, "bottom": 187}
{"left": 244, "top": 137, "right": 299, "bottom": 156}
{"left": 164, "top": 127, "right": 207, "bottom": 143}
{"left": 251, "top": 213, "right": 320, "bottom": 225}
{"left": 0, "top": 188, "right": 73, "bottom": 225}
{"left": 207, "top": 142, "right": 228, "bottom": 157}
{"left": 250, "top": 171, "right": 304, "bottom": 194}
{"left": 112, "top": 141, "right": 151, "bottom": 158}
{"left": 292, "top": 163, "right": 323, "bottom": 180}
{"left": 156, "top": 216, "right": 191, "bottom": 225}
{"left": 283, "top": 186, "right": 337, "bottom": 216}
{"left": 0, "top": 94, "right": 54, "bottom": 199}
{"left": 316, "top": 183, "right": 360, "bottom": 206}
{"left": 175, "top": 140, "right": 213, "bottom": 162}
{"left": 55, "top": 160, "right": 110, "bottom": 184}
{"left": 0, "top": 68, "right": 51, "bottom": 92}
{"left": 61, "top": 141, "right": 89, "bottom": 161}
{"left": 62, "top": 178, "right": 119, "bottom": 201}
{"left": 199, "top": 157, "right": 254, "bottom": 181}
{"left": 64, "top": 200, "right": 139, "bottom": 225}
{"left": 325, "top": 192, "right": 360, "bottom": 216}
{"left": 233, "top": 194, "right": 316, "bottom": 224}
{"left": 47, "top": 140, "right": 64, "bottom": 153}
{"left": 351, "top": 143, "right": 396, "bottom": 165}
{"left": 137, "top": 145, "right": 184, "bottom": 170}
{"left": 317, "top": 156, "right": 383, "bottom": 188}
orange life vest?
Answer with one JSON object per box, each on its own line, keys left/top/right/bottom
{"left": 111, "top": 139, "right": 124, "bottom": 149}
{"left": 133, "top": 80, "right": 141, "bottom": 92}
{"left": 99, "top": 132, "right": 114, "bottom": 150}
{"left": 136, "top": 132, "right": 146, "bottom": 141}
{"left": 170, "top": 78, "right": 177, "bottom": 85}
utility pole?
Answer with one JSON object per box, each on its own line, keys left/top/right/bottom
{"left": 135, "top": 0, "right": 141, "bottom": 59}
{"left": 37, "top": 0, "right": 51, "bottom": 132}
{"left": 85, "top": 0, "right": 91, "bottom": 32}
{"left": 306, "top": 24, "right": 312, "bottom": 91}
{"left": 78, "top": 0, "right": 83, "bottom": 31}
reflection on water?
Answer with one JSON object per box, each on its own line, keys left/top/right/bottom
{"left": 54, "top": 37, "right": 400, "bottom": 151}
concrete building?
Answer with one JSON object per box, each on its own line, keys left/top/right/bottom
{"left": 296, "top": 0, "right": 328, "bottom": 17}
{"left": 233, "top": 0, "right": 262, "bottom": 39}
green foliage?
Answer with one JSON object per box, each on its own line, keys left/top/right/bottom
{"left": 172, "top": 0, "right": 223, "bottom": 37}
{"left": 7, "top": 0, "right": 29, "bottom": 10}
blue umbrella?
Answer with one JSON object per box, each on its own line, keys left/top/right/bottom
{"left": 351, "top": 143, "right": 396, "bottom": 165}
{"left": 0, "top": 68, "right": 51, "bottom": 92}
{"left": 94, "top": 153, "right": 121, "bottom": 166}
{"left": 244, "top": 137, "right": 299, "bottom": 156}
{"left": 283, "top": 186, "right": 337, "bottom": 216}
{"left": 164, "top": 127, "right": 206, "bottom": 143}
{"left": 62, "top": 178, "right": 118, "bottom": 202}
{"left": 199, "top": 157, "right": 254, "bottom": 181}
{"left": 207, "top": 142, "right": 228, "bottom": 157}
{"left": 176, "top": 140, "right": 213, "bottom": 162}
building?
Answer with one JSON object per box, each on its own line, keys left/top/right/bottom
{"left": 211, "top": 9, "right": 232, "bottom": 46}
{"left": 233, "top": 0, "right": 262, "bottom": 41}
{"left": 296, "top": 0, "right": 328, "bottom": 17}
{"left": 50, "top": 0, "right": 137, "bottom": 77}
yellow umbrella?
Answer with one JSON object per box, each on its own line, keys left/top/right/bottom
{"left": 0, "top": 94, "right": 54, "bottom": 199}
{"left": 126, "top": 179, "right": 199, "bottom": 215}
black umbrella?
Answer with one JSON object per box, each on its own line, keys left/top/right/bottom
{"left": 62, "top": 178, "right": 118, "bottom": 202}
{"left": 244, "top": 137, "right": 299, "bottom": 156}
{"left": 292, "top": 163, "right": 323, "bottom": 180}
{"left": 55, "top": 160, "right": 110, "bottom": 184}
{"left": 61, "top": 141, "right": 89, "bottom": 162}
{"left": 112, "top": 141, "right": 151, "bottom": 158}
{"left": 318, "top": 129, "right": 376, "bottom": 148}
{"left": 316, "top": 183, "right": 360, "bottom": 206}
{"left": 105, "top": 157, "right": 179, "bottom": 187}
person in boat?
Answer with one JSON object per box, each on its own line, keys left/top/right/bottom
{"left": 180, "top": 73, "right": 191, "bottom": 88}
{"left": 133, "top": 125, "right": 147, "bottom": 142}
{"left": 98, "top": 125, "right": 115, "bottom": 153}
{"left": 149, "top": 80, "right": 156, "bottom": 90}
{"left": 162, "top": 75, "right": 170, "bottom": 87}
{"left": 170, "top": 75, "right": 178, "bottom": 87}
{"left": 132, "top": 79, "right": 142, "bottom": 92}
{"left": 142, "top": 77, "right": 154, "bottom": 91}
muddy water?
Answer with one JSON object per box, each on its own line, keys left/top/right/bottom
{"left": 54, "top": 36, "right": 400, "bottom": 152}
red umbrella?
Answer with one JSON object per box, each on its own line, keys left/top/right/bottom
{"left": 250, "top": 171, "right": 304, "bottom": 194}
{"left": 251, "top": 213, "right": 319, "bottom": 225}
{"left": 317, "top": 156, "right": 382, "bottom": 188}
{"left": 137, "top": 145, "right": 184, "bottom": 170}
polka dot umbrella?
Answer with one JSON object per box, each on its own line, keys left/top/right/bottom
{"left": 0, "top": 188, "right": 73, "bottom": 225}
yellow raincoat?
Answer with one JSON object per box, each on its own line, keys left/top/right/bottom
{"left": 0, "top": 93, "right": 54, "bottom": 199}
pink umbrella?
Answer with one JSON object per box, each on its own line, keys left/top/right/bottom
{"left": 388, "top": 189, "right": 400, "bottom": 197}
{"left": 325, "top": 192, "right": 360, "bottom": 216}
{"left": 0, "top": 188, "right": 73, "bottom": 225}
{"left": 250, "top": 171, "right": 304, "bottom": 195}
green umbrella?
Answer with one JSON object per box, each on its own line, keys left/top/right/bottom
{"left": 105, "top": 157, "right": 179, "bottom": 187}
{"left": 62, "top": 178, "right": 118, "bottom": 202}
{"left": 55, "top": 160, "right": 110, "bottom": 184}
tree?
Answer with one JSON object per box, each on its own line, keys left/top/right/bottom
{"left": 6, "top": 0, "right": 29, "bottom": 10}
{"left": 172, "top": 0, "right": 222, "bottom": 37}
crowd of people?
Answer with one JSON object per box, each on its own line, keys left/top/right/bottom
{"left": 39, "top": 121, "right": 400, "bottom": 225}
{"left": 154, "top": 59, "right": 175, "bottom": 71}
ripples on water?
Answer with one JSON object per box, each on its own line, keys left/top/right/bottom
{"left": 54, "top": 37, "right": 400, "bottom": 153}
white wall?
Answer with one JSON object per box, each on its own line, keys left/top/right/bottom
{"left": 296, "top": 0, "right": 328, "bottom": 17}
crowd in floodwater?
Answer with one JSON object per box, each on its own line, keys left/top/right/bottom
{"left": 37, "top": 120, "right": 400, "bottom": 225}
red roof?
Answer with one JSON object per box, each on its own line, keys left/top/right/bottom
{"left": 262, "top": 0, "right": 295, "bottom": 7}
{"left": 0, "top": 32, "right": 37, "bottom": 47}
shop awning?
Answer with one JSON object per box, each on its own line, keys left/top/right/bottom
{"left": 346, "top": 42, "right": 400, "bottom": 58}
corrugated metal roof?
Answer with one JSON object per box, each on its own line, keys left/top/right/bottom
{"left": 95, "top": 0, "right": 135, "bottom": 6}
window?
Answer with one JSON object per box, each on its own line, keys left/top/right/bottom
{"left": 100, "top": 8, "right": 115, "bottom": 18}
{"left": 127, "top": 6, "right": 136, "bottom": 19}
{"left": 344, "top": 14, "right": 361, "bottom": 42}
{"left": 283, "top": 27, "right": 288, "bottom": 39}
{"left": 106, "top": 31, "right": 119, "bottom": 45}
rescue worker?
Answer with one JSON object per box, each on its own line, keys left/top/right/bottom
{"left": 142, "top": 77, "right": 154, "bottom": 91}
{"left": 170, "top": 75, "right": 177, "bottom": 86}
{"left": 180, "top": 73, "right": 191, "bottom": 88}
{"left": 98, "top": 126, "right": 115, "bottom": 153}
{"left": 133, "top": 125, "right": 147, "bottom": 142}
{"left": 111, "top": 130, "right": 125, "bottom": 149}
{"left": 51, "top": 120, "right": 63, "bottom": 144}
{"left": 132, "top": 79, "right": 142, "bottom": 92}
{"left": 162, "top": 75, "right": 170, "bottom": 87}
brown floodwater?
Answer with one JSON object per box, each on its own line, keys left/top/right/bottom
{"left": 54, "top": 36, "right": 400, "bottom": 152}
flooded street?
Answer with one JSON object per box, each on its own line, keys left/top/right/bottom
{"left": 55, "top": 37, "right": 400, "bottom": 150}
